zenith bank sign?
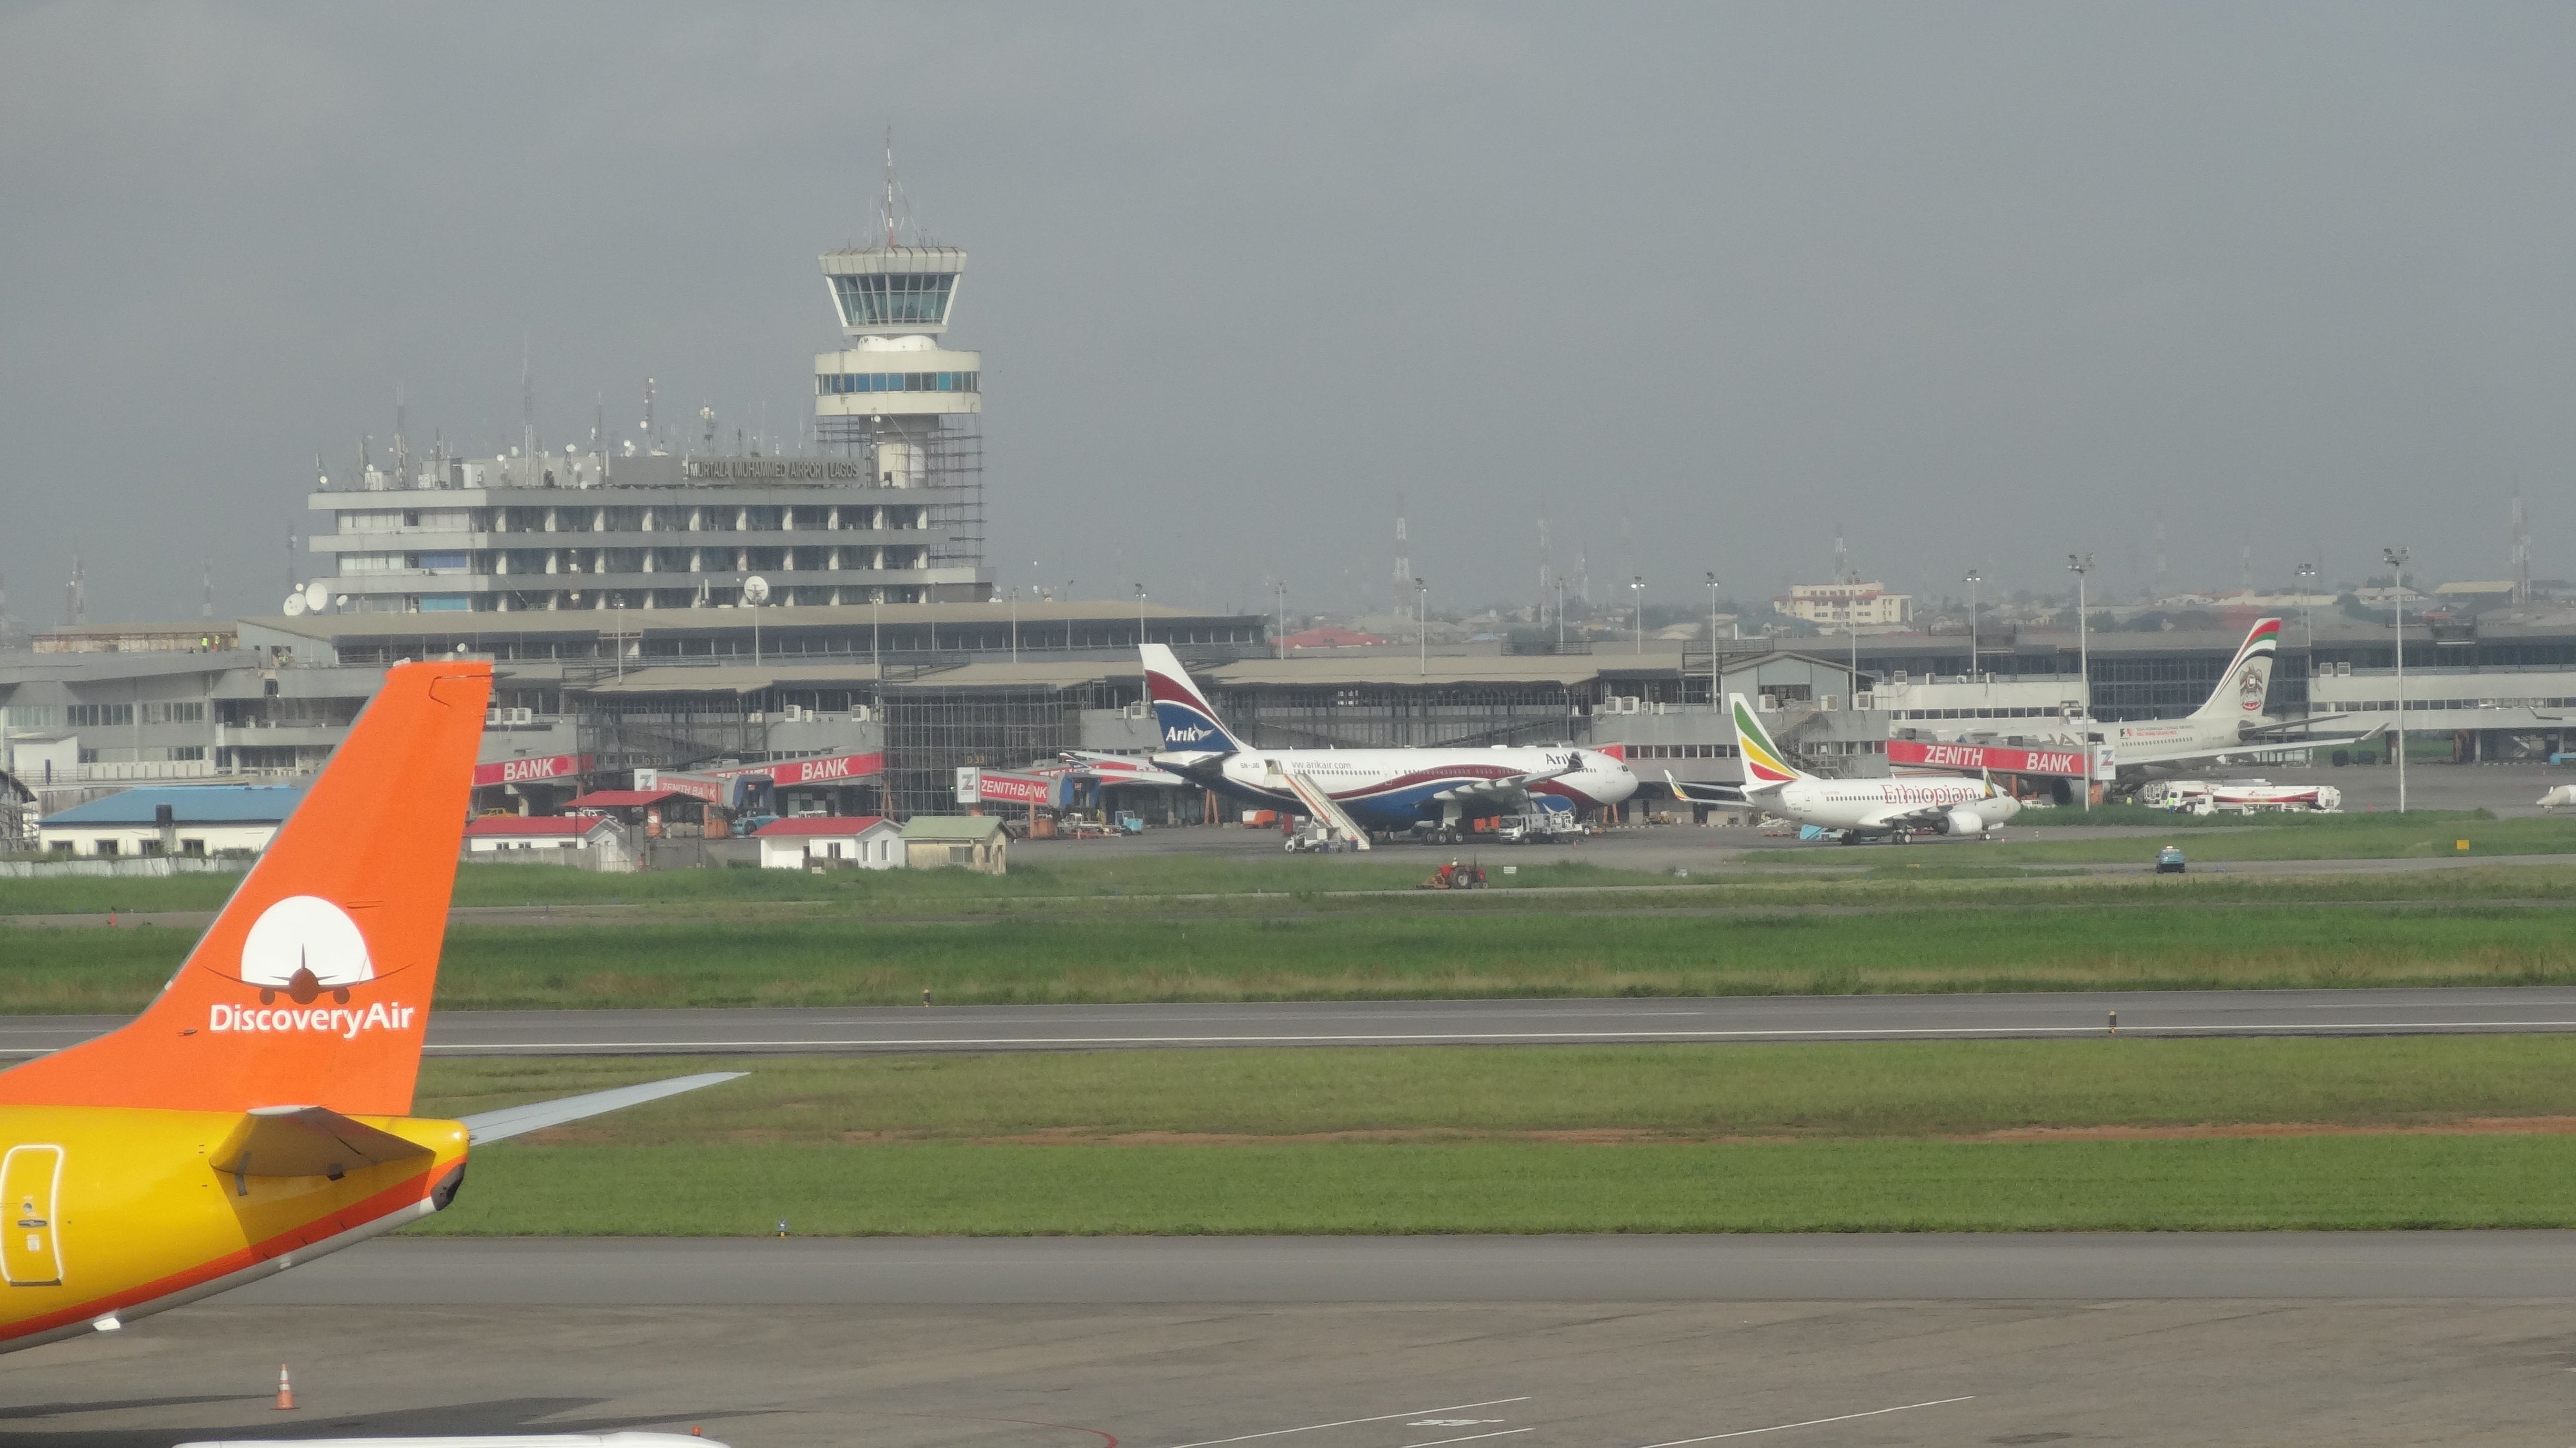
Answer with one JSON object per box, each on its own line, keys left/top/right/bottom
{"left": 1886, "top": 739, "right": 2090, "bottom": 778}
{"left": 471, "top": 753, "right": 591, "bottom": 787}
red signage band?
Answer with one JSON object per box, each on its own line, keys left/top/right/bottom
{"left": 1885, "top": 739, "right": 2090, "bottom": 777}
{"left": 974, "top": 771, "right": 1055, "bottom": 805}
{"left": 695, "top": 752, "right": 886, "bottom": 787}
{"left": 471, "top": 753, "right": 591, "bottom": 787}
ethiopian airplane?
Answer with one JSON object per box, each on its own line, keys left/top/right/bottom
{"left": 1142, "top": 645, "right": 1637, "bottom": 839}
{"left": 0, "top": 660, "right": 736, "bottom": 1355}
{"left": 1671, "top": 693, "right": 2020, "bottom": 843}
{"left": 1925, "top": 617, "right": 2382, "bottom": 776}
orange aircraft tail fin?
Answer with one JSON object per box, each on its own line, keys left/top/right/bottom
{"left": 0, "top": 660, "right": 491, "bottom": 1115}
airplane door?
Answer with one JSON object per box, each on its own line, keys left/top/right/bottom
{"left": 1, "top": 1145, "right": 63, "bottom": 1287}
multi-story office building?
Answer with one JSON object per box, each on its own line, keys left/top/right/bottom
{"left": 303, "top": 231, "right": 990, "bottom": 614}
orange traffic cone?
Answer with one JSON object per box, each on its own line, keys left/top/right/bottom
{"left": 275, "top": 1364, "right": 296, "bottom": 1411}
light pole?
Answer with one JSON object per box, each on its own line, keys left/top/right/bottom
{"left": 2295, "top": 561, "right": 2318, "bottom": 650}
{"left": 1553, "top": 577, "right": 1566, "bottom": 649}
{"left": 2383, "top": 546, "right": 2410, "bottom": 813}
{"left": 1134, "top": 583, "right": 1147, "bottom": 650}
{"left": 1008, "top": 586, "right": 1020, "bottom": 666}
{"left": 1705, "top": 571, "right": 1720, "bottom": 702}
{"left": 1964, "top": 569, "right": 1981, "bottom": 682}
{"left": 1415, "top": 577, "right": 1428, "bottom": 675}
{"left": 870, "top": 589, "right": 881, "bottom": 679}
{"left": 1630, "top": 576, "right": 1644, "bottom": 655}
{"left": 2068, "top": 553, "right": 2094, "bottom": 811}
{"left": 1273, "top": 579, "right": 1287, "bottom": 660}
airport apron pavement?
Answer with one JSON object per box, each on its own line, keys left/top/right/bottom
{"left": 3, "top": 986, "right": 2575, "bottom": 1058}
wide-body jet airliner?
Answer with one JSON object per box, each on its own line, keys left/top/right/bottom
{"left": 1142, "top": 645, "right": 1637, "bottom": 839}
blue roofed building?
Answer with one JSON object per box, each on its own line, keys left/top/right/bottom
{"left": 36, "top": 783, "right": 310, "bottom": 858}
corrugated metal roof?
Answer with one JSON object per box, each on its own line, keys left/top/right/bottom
{"left": 564, "top": 789, "right": 692, "bottom": 808}
{"left": 42, "top": 783, "right": 309, "bottom": 826}
{"left": 1204, "top": 657, "right": 1654, "bottom": 688}
{"left": 246, "top": 599, "right": 1245, "bottom": 639}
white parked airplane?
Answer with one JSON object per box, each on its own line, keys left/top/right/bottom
{"left": 1921, "top": 617, "right": 2383, "bottom": 777}
{"left": 1141, "top": 645, "right": 1637, "bottom": 840}
{"left": 1670, "top": 693, "right": 2020, "bottom": 843}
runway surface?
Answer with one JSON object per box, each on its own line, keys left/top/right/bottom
{"left": 18, "top": 1239, "right": 2576, "bottom": 1445}
{"left": 4, "top": 985, "right": 2574, "bottom": 1058}
{"left": 231, "top": 1232, "right": 2576, "bottom": 1304}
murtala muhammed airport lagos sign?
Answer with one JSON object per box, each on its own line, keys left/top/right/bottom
{"left": 1885, "top": 739, "right": 2104, "bottom": 778}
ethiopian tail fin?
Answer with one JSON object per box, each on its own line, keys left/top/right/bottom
{"left": 1729, "top": 692, "right": 1809, "bottom": 789}
{"left": 0, "top": 660, "right": 491, "bottom": 1116}
{"left": 1142, "top": 643, "right": 1244, "bottom": 754}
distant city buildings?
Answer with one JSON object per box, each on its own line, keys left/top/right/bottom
{"left": 1775, "top": 581, "right": 1913, "bottom": 629}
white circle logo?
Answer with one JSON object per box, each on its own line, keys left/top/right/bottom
{"left": 239, "top": 895, "right": 375, "bottom": 1005}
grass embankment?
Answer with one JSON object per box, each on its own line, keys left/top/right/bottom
{"left": 412, "top": 1038, "right": 2576, "bottom": 1234}
{"left": 1747, "top": 811, "right": 2576, "bottom": 865}
{"left": 14, "top": 889, "right": 2576, "bottom": 1012}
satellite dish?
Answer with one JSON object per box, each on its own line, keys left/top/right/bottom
{"left": 742, "top": 576, "right": 771, "bottom": 605}
{"left": 303, "top": 579, "right": 328, "bottom": 612}
{"left": 334, "top": 595, "right": 350, "bottom": 610}
{"left": 283, "top": 594, "right": 308, "bottom": 617}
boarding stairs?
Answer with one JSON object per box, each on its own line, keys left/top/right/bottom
{"left": 1267, "top": 763, "right": 1371, "bottom": 850}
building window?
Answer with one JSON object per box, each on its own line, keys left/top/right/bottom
{"left": 94, "top": 839, "right": 118, "bottom": 857}
{"left": 140, "top": 701, "right": 205, "bottom": 725}
{"left": 66, "top": 703, "right": 135, "bottom": 728}
{"left": 830, "top": 272, "right": 957, "bottom": 328}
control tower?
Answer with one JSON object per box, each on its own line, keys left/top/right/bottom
{"left": 814, "top": 170, "right": 985, "bottom": 598}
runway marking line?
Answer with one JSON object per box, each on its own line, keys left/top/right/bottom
{"left": 393, "top": 1020, "right": 2576, "bottom": 1052}
{"left": 1629, "top": 1394, "right": 1974, "bottom": 1446}
{"left": 1158, "top": 1395, "right": 1531, "bottom": 1448}
{"left": 1397, "top": 1430, "right": 1532, "bottom": 1448}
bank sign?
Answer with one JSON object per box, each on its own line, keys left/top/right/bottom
{"left": 1886, "top": 739, "right": 2100, "bottom": 778}
{"left": 471, "top": 753, "right": 591, "bottom": 787}
{"left": 956, "top": 769, "right": 1060, "bottom": 807}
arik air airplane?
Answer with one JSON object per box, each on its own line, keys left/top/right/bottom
{"left": 0, "top": 660, "right": 736, "bottom": 1354}
{"left": 1924, "top": 617, "right": 2382, "bottom": 777}
{"left": 1142, "top": 645, "right": 1637, "bottom": 838}
{"left": 1670, "top": 693, "right": 2020, "bottom": 842}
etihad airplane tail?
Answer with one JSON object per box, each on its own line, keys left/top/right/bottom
{"left": 2189, "top": 617, "right": 2282, "bottom": 723}
{"left": 1142, "top": 643, "right": 1245, "bottom": 753}
{"left": 0, "top": 660, "right": 491, "bottom": 1117}
{"left": 1728, "top": 693, "right": 1809, "bottom": 789}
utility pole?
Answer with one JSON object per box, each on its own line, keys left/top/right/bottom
{"left": 1415, "top": 577, "right": 1428, "bottom": 676}
{"left": 2068, "top": 553, "right": 2095, "bottom": 812}
{"left": 1705, "top": 571, "right": 1720, "bottom": 702}
{"left": 2383, "top": 546, "right": 2410, "bottom": 813}
{"left": 1964, "top": 569, "right": 1981, "bottom": 682}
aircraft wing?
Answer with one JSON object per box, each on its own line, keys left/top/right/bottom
{"left": 1427, "top": 760, "right": 1581, "bottom": 810}
{"left": 1665, "top": 771, "right": 1755, "bottom": 807}
{"left": 460, "top": 1071, "right": 746, "bottom": 1145}
{"left": 1054, "top": 751, "right": 1192, "bottom": 788}
{"left": 2240, "top": 718, "right": 2388, "bottom": 743}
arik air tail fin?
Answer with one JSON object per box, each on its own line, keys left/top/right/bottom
{"left": 0, "top": 660, "right": 492, "bottom": 1117}
{"left": 1728, "top": 692, "right": 1810, "bottom": 790}
{"left": 1142, "top": 643, "right": 1245, "bottom": 753}
{"left": 2189, "top": 617, "right": 2282, "bottom": 723}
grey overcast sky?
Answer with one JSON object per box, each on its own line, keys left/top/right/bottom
{"left": 3, "top": 2, "right": 2573, "bottom": 625}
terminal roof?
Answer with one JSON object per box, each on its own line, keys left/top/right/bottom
{"left": 42, "top": 784, "right": 309, "bottom": 826}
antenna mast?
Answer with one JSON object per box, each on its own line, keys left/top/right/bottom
{"left": 886, "top": 127, "right": 898, "bottom": 248}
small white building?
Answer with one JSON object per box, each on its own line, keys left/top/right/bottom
{"left": 462, "top": 813, "right": 636, "bottom": 871}
{"left": 36, "top": 783, "right": 307, "bottom": 857}
{"left": 753, "top": 816, "right": 903, "bottom": 870}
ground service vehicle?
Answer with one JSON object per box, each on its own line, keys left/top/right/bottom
{"left": 2157, "top": 844, "right": 2188, "bottom": 873}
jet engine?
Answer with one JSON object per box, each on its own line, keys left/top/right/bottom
{"left": 1938, "top": 806, "right": 1985, "bottom": 836}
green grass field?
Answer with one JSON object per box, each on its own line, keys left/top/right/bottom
{"left": 15, "top": 890, "right": 2576, "bottom": 1011}
{"left": 414, "top": 1037, "right": 2576, "bottom": 1142}
{"left": 408, "top": 1039, "right": 2576, "bottom": 1235}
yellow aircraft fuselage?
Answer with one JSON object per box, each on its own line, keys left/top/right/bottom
{"left": 0, "top": 1107, "right": 465, "bottom": 1352}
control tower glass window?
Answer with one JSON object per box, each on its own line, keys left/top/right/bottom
{"left": 833, "top": 273, "right": 955, "bottom": 328}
